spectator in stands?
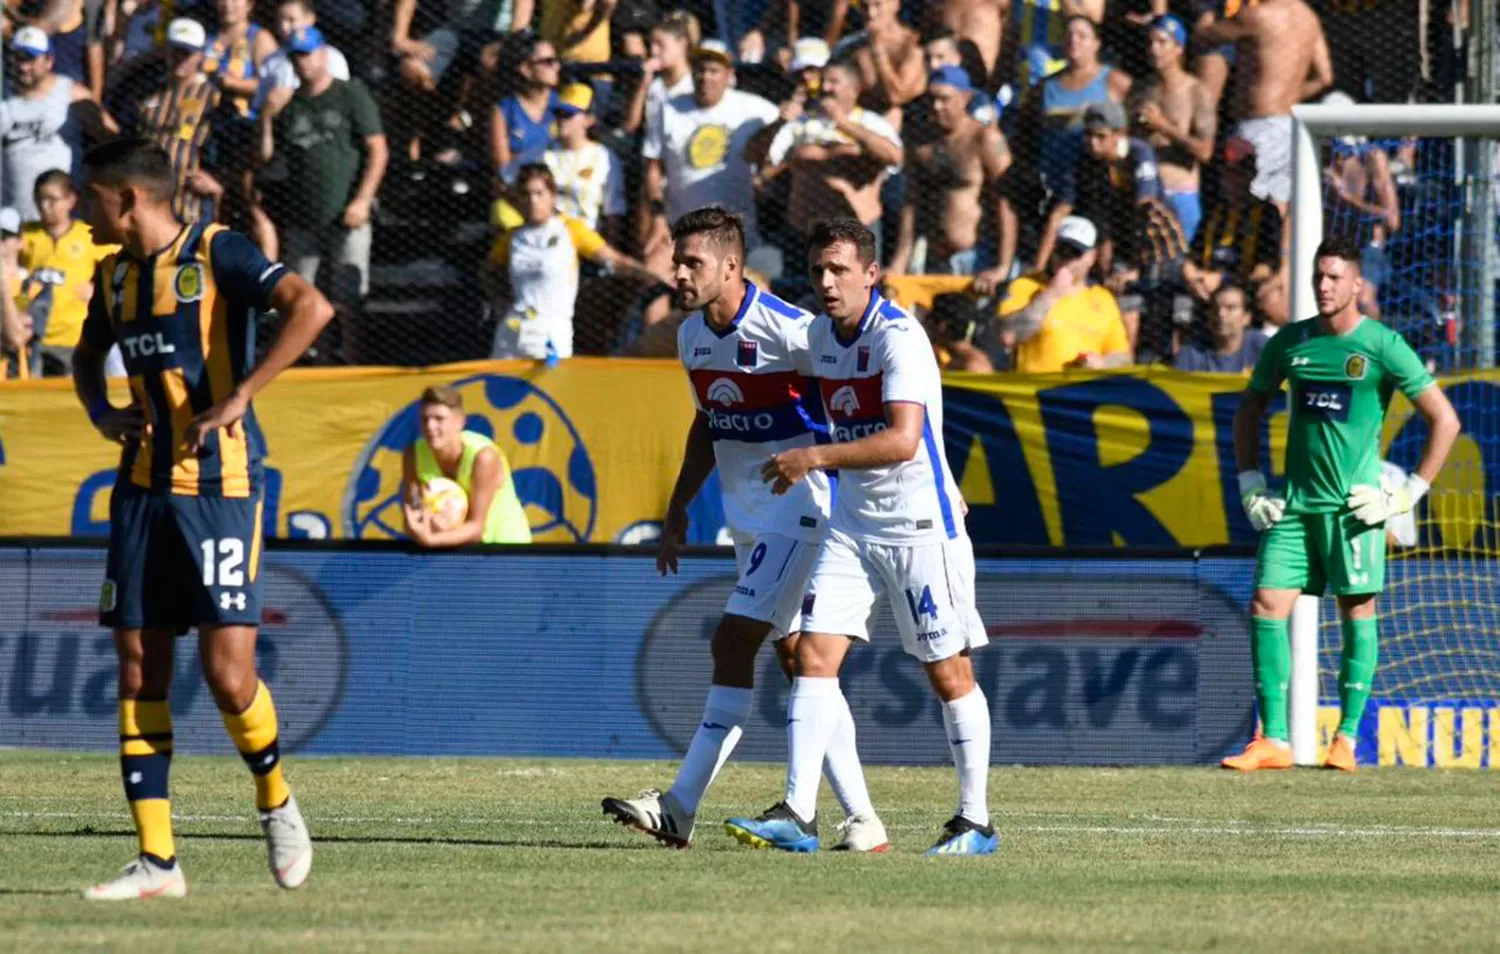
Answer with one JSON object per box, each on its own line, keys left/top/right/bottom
{"left": 640, "top": 41, "right": 778, "bottom": 260}
{"left": 392, "top": 0, "right": 522, "bottom": 93}
{"left": 842, "top": 0, "right": 925, "bottom": 119}
{"left": 541, "top": 0, "right": 613, "bottom": 64}
{"left": 1128, "top": 15, "right": 1214, "bottom": 244}
{"left": 621, "top": 10, "right": 697, "bottom": 136}
{"left": 402, "top": 384, "right": 532, "bottom": 546}
{"left": 259, "top": 0, "right": 353, "bottom": 118}
{"left": 1194, "top": 0, "right": 1332, "bottom": 212}
{"left": 1021, "top": 15, "right": 1130, "bottom": 268}
{"left": 0, "top": 208, "right": 25, "bottom": 379}
{"left": 1321, "top": 93, "right": 1399, "bottom": 319}
{"left": 1, "top": 27, "right": 95, "bottom": 220}
{"left": 740, "top": 0, "right": 853, "bottom": 60}
{"left": 206, "top": 0, "right": 278, "bottom": 117}
{"left": 1074, "top": 100, "right": 1186, "bottom": 360}
{"left": 16, "top": 169, "right": 114, "bottom": 377}
{"left": 263, "top": 26, "right": 387, "bottom": 359}
{"left": 929, "top": 0, "right": 1004, "bottom": 87}
{"left": 925, "top": 290, "right": 996, "bottom": 372}
{"left": 921, "top": 27, "right": 995, "bottom": 125}
{"left": 1003, "top": 0, "right": 1104, "bottom": 92}
{"left": 762, "top": 58, "right": 902, "bottom": 264}
{"left": 490, "top": 34, "right": 562, "bottom": 183}
{"left": 998, "top": 215, "right": 1132, "bottom": 372}
{"left": 1174, "top": 283, "right": 1266, "bottom": 373}
{"left": 786, "top": 36, "right": 831, "bottom": 99}
{"left": 542, "top": 84, "right": 626, "bottom": 243}
{"left": 126, "top": 20, "right": 224, "bottom": 227}
{"left": 889, "top": 66, "right": 1010, "bottom": 279}
{"left": 483, "top": 163, "right": 665, "bottom": 360}
{"left": 1183, "top": 137, "right": 1288, "bottom": 327}
{"left": 43, "top": 0, "right": 105, "bottom": 98}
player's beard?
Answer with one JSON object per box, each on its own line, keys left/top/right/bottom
{"left": 675, "top": 278, "right": 720, "bottom": 312}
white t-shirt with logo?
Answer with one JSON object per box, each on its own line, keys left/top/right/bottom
{"left": 488, "top": 214, "right": 605, "bottom": 360}
{"left": 542, "top": 141, "right": 626, "bottom": 231}
{"left": 677, "top": 282, "right": 831, "bottom": 541}
{"left": 808, "top": 292, "right": 965, "bottom": 545}
{"left": 643, "top": 88, "right": 779, "bottom": 242}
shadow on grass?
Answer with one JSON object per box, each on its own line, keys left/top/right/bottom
{"left": 0, "top": 887, "right": 78, "bottom": 896}
{"left": 0, "top": 827, "right": 661, "bottom": 852}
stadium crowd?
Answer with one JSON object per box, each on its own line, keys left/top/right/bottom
{"left": 0, "top": 0, "right": 1475, "bottom": 376}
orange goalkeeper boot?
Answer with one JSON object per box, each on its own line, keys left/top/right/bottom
{"left": 1323, "top": 734, "right": 1357, "bottom": 772}
{"left": 1220, "top": 737, "right": 1293, "bottom": 771}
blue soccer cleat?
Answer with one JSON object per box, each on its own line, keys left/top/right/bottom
{"left": 926, "top": 815, "right": 999, "bottom": 857}
{"left": 723, "top": 801, "right": 819, "bottom": 853}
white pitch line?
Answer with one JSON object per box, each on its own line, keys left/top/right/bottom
{"left": 6, "top": 810, "right": 1500, "bottom": 839}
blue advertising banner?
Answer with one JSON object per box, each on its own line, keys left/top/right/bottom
{"left": 0, "top": 547, "right": 1493, "bottom": 766}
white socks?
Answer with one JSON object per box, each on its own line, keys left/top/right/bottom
{"left": 823, "top": 691, "right": 874, "bottom": 818}
{"left": 784, "top": 677, "right": 845, "bottom": 821}
{"left": 667, "top": 684, "right": 751, "bottom": 815}
{"left": 941, "top": 687, "right": 992, "bottom": 827}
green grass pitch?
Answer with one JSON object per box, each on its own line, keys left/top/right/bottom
{"left": 3, "top": 751, "right": 1498, "bottom": 952}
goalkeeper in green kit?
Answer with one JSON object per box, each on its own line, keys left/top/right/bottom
{"left": 1224, "top": 238, "right": 1460, "bottom": 772}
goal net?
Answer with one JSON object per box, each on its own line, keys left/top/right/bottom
{"left": 1289, "top": 104, "right": 1500, "bottom": 767}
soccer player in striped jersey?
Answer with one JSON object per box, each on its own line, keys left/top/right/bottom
{"left": 73, "top": 138, "right": 334, "bottom": 900}
{"left": 725, "top": 218, "right": 996, "bottom": 857}
{"left": 602, "top": 206, "right": 886, "bottom": 852}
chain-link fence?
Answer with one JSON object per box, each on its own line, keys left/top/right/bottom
{"left": 0, "top": 0, "right": 1484, "bottom": 375}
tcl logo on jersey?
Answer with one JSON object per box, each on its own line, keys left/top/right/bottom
{"left": 706, "top": 378, "right": 745, "bottom": 406}
{"left": 120, "top": 332, "right": 177, "bottom": 359}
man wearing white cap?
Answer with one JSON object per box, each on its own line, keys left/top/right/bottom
{"left": 0, "top": 26, "right": 94, "bottom": 220}
{"left": 641, "top": 40, "right": 778, "bottom": 251}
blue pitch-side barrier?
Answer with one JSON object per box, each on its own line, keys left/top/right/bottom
{"left": 0, "top": 545, "right": 1494, "bottom": 766}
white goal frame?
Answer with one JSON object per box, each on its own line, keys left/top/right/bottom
{"left": 1286, "top": 103, "right": 1500, "bottom": 764}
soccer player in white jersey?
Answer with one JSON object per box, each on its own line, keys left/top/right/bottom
{"left": 725, "top": 217, "right": 997, "bottom": 857}
{"left": 602, "top": 207, "right": 887, "bottom": 852}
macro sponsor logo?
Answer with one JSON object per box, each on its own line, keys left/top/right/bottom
{"left": 706, "top": 378, "right": 745, "bottom": 406}
{"left": 828, "top": 385, "right": 861, "bottom": 416}
{"left": 706, "top": 408, "right": 776, "bottom": 434}
{"left": 344, "top": 373, "right": 597, "bottom": 542}
{"left": 635, "top": 567, "right": 1252, "bottom": 765}
{"left": 0, "top": 555, "right": 348, "bottom": 755}
{"left": 832, "top": 420, "right": 886, "bottom": 442}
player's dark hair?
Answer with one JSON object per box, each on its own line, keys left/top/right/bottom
{"left": 1314, "top": 236, "right": 1363, "bottom": 272}
{"left": 823, "top": 57, "right": 862, "bottom": 87}
{"left": 278, "top": 0, "right": 315, "bottom": 12}
{"left": 421, "top": 385, "right": 464, "bottom": 412}
{"left": 672, "top": 205, "right": 745, "bottom": 259}
{"left": 514, "top": 162, "right": 557, "bottom": 194}
{"left": 33, "top": 168, "right": 75, "bottom": 199}
{"left": 82, "top": 138, "right": 175, "bottom": 201}
{"left": 809, "top": 217, "right": 877, "bottom": 267}
{"left": 922, "top": 25, "right": 958, "bottom": 46}
{"left": 1063, "top": 14, "right": 1100, "bottom": 39}
{"left": 1212, "top": 282, "right": 1248, "bottom": 306}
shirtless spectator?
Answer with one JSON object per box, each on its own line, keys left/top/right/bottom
{"left": 1322, "top": 92, "right": 1399, "bottom": 318}
{"left": 889, "top": 66, "right": 1012, "bottom": 279}
{"left": 930, "top": 0, "right": 1003, "bottom": 87}
{"left": 1195, "top": 0, "right": 1332, "bottom": 210}
{"left": 1017, "top": 15, "right": 1129, "bottom": 266}
{"left": 1182, "top": 137, "right": 1288, "bottom": 327}
{"left": 621, "top": 10, "right": 696, "bottom": 136}
{"left": 1128, "top": 15, "right": 1214, "bottom": 244}
{"left": 921, "top": 27, "right": 996, "bottom": 126}
{"left": 844, "top": 0, "right": 926, "bottom": 121}
{"left": 762, "top": 58, "right": 903, "bottom": 256}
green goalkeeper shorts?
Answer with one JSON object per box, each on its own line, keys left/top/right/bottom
{"left": 1254, "top": 511, "right": 1386, "bottom": 596}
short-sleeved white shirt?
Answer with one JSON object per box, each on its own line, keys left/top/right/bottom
{"left": 643, "top": 88, "right": 779, "bottom": 241}
{"left": 543, "top": 141, "right": 625, "bottom": 231}
{"left": 677, "top": 282, "right": 832, "bottom": 541}
{"left": 807, "top": 292, "right": 965, "bottom": 545}
{"left": 488, "top": 215, "right": 604, "bottom": 359}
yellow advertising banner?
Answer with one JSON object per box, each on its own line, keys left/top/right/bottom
{"left": 0, "top": 359, "right": 1490, "bottom": 547}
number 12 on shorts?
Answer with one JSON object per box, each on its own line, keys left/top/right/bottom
{"left": 200, "top": 538, "right": 245, "bottom": 587}
{"left": 906, "top": 585, "right": 938, "bottom": 623}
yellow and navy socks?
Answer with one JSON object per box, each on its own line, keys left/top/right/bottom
{"left": 119, "top": 698, "right": 176, "bottom": 867}
{"left": 220, "top": 680, "right": 290, "bottom": 812}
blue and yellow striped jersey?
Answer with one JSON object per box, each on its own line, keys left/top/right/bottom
{"left": 80, "top": 223, "right": 287, "bottom": 498}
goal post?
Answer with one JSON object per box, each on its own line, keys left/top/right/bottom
{"left": 1287, "top": 103, "right": 1500, "bottom": 765}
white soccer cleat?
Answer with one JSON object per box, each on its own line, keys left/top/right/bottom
{"left": 832, "top": 812, "right": 891, "bottom": 853}
{"left": 601, "top": 788, "right": 696, "bottom": 847}
{"left": 82, "top": 855, "right": 187, "bottom": 901}
{"left": 260, "top": 795, "right": 313, "bottom": 889}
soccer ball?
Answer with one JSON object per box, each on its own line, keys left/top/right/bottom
{"left": 423, "top": 477, "right": 469, "bottom": 530}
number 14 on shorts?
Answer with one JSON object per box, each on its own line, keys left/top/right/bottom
{"left": 906, "top": 585, "right": 938, "bottom": 623}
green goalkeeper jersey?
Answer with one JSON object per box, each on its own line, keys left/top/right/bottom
{"left": 1248, "top": 317, "right": 1434, "bottom": 515}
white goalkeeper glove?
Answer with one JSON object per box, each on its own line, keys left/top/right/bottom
{"left": 1347, "top": 473, "right": 1429, "bottom": 527}
{"left": 1239, "top": 471, "right": 1285, "bottom": 532}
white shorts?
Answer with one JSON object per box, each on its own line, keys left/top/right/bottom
{"left": 801, "top": 530, "right": 988, "bottom": 664}
{"left": 724, "top": 532, "right": 822, "bottom": 638}
{"left": 1234, "top": 114, "right": 1292, "bottom": 205}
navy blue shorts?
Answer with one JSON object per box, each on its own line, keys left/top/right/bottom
{"left": 101, "top": 483, "right": 265, "bottom": 631}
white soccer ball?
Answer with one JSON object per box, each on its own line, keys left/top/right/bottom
{"left": 422, "top": 477, "right": 469, "bottom": 531}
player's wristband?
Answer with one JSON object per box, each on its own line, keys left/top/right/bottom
{"left": 87, "top": 396, "right": 112, "bottom": 426}
{"left": 1406, "top": 474, "right": 1431, "bottom": 505}
{"left": 1237, "top": 470, "right": 1266, "bottom": 498}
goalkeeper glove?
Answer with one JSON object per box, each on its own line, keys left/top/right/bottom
{"left": 1347, "top": 473, "right": 1430, "bottom": 526}
{"left": 1239, "top": 470, "right": 1285, "bottom": 532}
